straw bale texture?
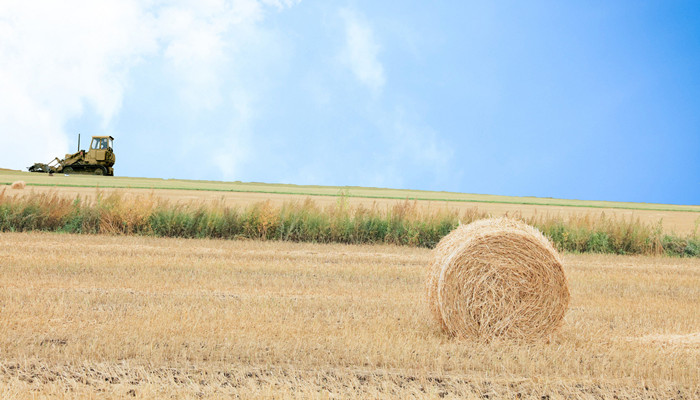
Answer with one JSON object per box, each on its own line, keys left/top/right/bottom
{"left": 427, "top": 218, "right": 569, "bottom": 340}
{"left": 11, "top": 181, "right": 26, "bottom": 189}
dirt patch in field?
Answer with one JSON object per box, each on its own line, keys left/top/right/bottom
{"left": 1, "top": 361, "right": 696, "bottom": 399}
{"left": 634, "top": 332, "right": 700, "bottom": 347}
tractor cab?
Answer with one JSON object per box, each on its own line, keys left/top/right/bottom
{"left": 91, "top": 136, "right": 113, "bottom": 151}
{"left": 84, "top": 135, "right": 116, "bottom": 173}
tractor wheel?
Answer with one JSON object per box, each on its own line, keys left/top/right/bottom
{"left": 63, "top": 167, "right": 73, "bottom": 175}
{"left": 94, "top": 167, "right": 104, "bottom": 176}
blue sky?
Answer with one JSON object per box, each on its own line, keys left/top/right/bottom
{"left": 1, "top": 1, "right": 698, "bottom": 204}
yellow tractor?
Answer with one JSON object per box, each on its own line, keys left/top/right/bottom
{"left": 28, "top": 135, "right": 116, "bottom": 176}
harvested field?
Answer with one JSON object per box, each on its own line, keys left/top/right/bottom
{"left": 1, "top": 232, "right": 698, "bottom": 399}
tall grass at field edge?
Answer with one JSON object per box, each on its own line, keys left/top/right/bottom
{"left": 0, "top": 189, "right": 698, "bottom": 256}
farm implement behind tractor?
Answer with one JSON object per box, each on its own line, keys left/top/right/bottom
{"left": 28, "top": 135, "right": 115, "bottom": 176}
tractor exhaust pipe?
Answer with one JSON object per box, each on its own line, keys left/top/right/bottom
{"left": 77, "top": 134, "right": 81, "bottom": 152}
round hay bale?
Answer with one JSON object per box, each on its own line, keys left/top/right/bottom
{"left": 425, "top": 222, "right": 473, "bottom": 330}
{"left": 428, "top": 218, "right": 569, "bottom": 341}
{"left": 11, "top": 181, "right": 26, "bottom": 189}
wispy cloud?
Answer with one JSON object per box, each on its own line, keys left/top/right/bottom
{"left": 338, "top": 8, "right": 385, "bottom": 94}
{"left": 369, "top": 108, "right": 455, "bottom": 190}
{"left": 209, "top": 89, "right": 258, "bottom": 179}
{"left": 0, "top": 0, "right": 155, "bottom": 165}
{"left": 0, "top": 0, "right": 297, "bottom": 171}
{"left": 262, "top": 0, "right": 301, "bottom": 10}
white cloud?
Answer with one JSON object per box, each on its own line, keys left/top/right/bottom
{"left": 339, "top": 8, "right": 385, "bottom": 94}
{"left": 390, "top": 113, "right": 451, "bottom": 170}
{"left": 155, "top": 0, "right": 268, "bottom": 111}
{"left": 209, "top": 89, "right": 257, "bottom": 179}
{"left": 0, "top": 0, "right": 297, "bottom": 172}
{"left": 0, "top": 0, "right": 155, "bottom": 167}
{"left": 370, "top": 108, "right": 454, "bottom": 190}
{"left": 262, "top": 0, "right": 301, "bottom": 10}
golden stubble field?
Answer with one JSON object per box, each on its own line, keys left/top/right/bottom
{"left": 0, "top": 232, "right": 698, "bottom": 399}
